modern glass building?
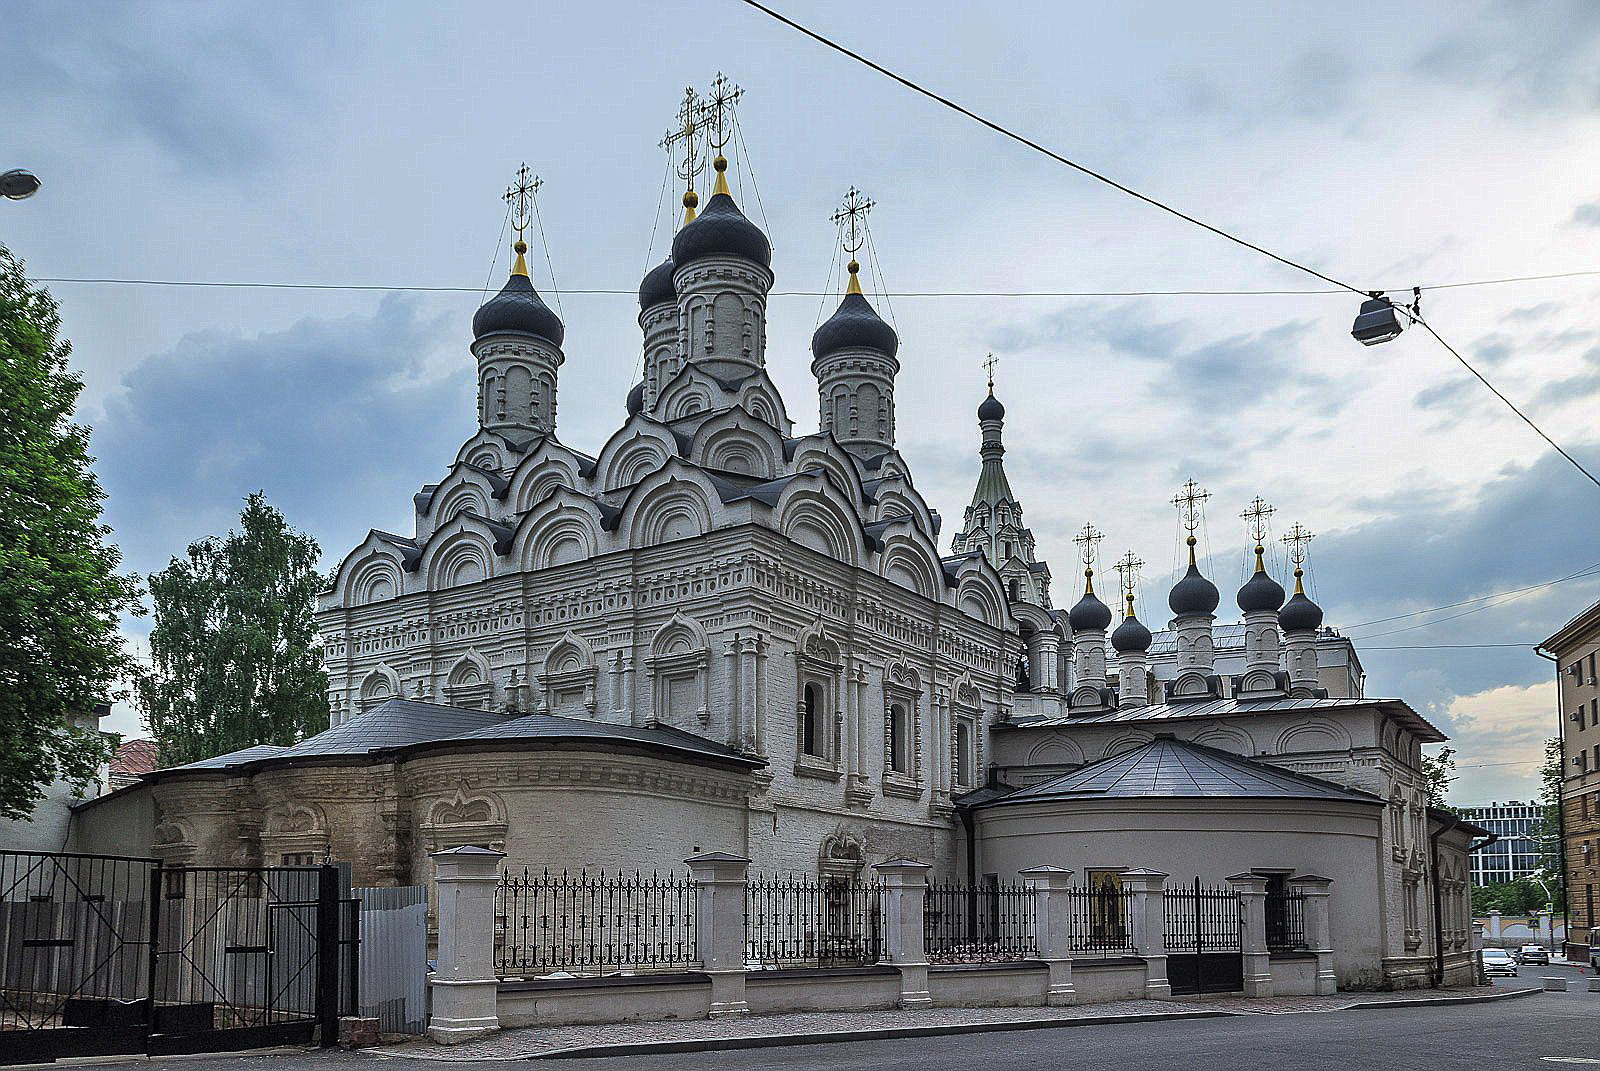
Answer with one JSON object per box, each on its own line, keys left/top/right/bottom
{"left": 1460, "top": 801, "right": 1546, "bottom": 886}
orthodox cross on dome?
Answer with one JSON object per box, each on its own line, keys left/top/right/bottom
{"left": 1114, "top": 550, "right": 1144, "bottom": 616}
{"left": 831, "top": 186, "right": 875, "bottom": 294}
{"left": 1172, "top": 478, "right": 1211, "bottom": 565}
{"left": 1172, "top": 479, "right": 1211, "bottom": 536}
{"left": 501, "top": 163, "right": 541, "bottom": 277}
{"left": 660, "top": 86, "right": 706, "bottom": 223}
{"left": 983, "top": 352, "right": 998, "bottom": 393}
{"left": 1073, "top": 522, "right": 1104, "bottom": 592}
{"left": 704, "top": 72, "right": 743, "bottom": 155}
{"left": 503, "top": 163, "right": 541, "bottom": 244}
{"left": 1282, "top": 522, "right": 1315, "bottom": 566}
{"left": 1241, "top": 495, "right": 1275, "bottom": 548}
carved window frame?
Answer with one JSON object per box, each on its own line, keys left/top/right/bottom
{"left": 795, "top": 641, "right": 842, "bottom": 781}
{"left": 881, "top": 670, "right": 923, "bottom": 799}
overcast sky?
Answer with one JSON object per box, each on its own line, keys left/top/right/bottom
{"left": 6, "top": 0, "right": 1600, "bottom": 803}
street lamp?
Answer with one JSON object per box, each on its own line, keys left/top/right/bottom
{"left": 1, "top": 169, "right": 42, "bottom": 200}
{"left": 1351, "top": 287, "right": 1422, "bottom": 346}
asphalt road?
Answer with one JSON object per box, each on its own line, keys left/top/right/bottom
{"left": 49, "top": 973, "right": 1600, "bottom": 1071}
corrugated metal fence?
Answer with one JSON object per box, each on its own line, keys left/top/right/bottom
{"left": 356, "top": 886, "right": 428, "bottom": 1035}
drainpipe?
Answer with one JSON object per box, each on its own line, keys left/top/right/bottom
{"left": 1534, "top": 644, "right": 1570, "bottom": 956}
{"left": 959, "top": 805, "right": 977, "bottom": 887}
{"left": 1429, "top": 812, "right": 1459, "bottom": 987}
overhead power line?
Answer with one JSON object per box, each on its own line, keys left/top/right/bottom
{"left": 33, "top": 266, "right": 1600, "bottom": 299}
{"left": 736, "top": 0, "right": 1366, "bottom": 297}
{"left": 1343, "top": 563, "right": 1600, "bottom": 630}
{"left": 737, "top": 0, "right": 1600, "bottom": 497}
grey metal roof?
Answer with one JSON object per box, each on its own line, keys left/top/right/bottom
{"left": 162, "top": 743, "right": 289, "bottom": 772}
{"left": 980, "top": 737, "right": 1383, "bottom": 807}
{"left": 438, "top": 711, "right": 761, "bottom": 766}
{"left": 149, "top": 699, "right": 761, "bottom": 776}
{"left": 1003, "top": 694, "right": 1446, "bottom": 743}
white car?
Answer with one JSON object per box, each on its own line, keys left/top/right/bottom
{"left": 1481, "top": 948, "right": 1518, "bottom": 977}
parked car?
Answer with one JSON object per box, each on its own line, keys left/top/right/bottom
{"left": 1517, "top": 944, "right": 1550, "bottom": 965}
{"left": 1482, "top": 948, "right": 1518, "bottom": 977}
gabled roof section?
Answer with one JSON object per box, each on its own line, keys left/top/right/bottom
{"left": 980, "top": 737, "right": 1384, "bottom": 807}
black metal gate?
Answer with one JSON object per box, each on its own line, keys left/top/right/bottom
{"left": 1165, "top": 879, "right": 1243, "bottom": 995}
{"left": 1, "top": 851, "right": 356, "bottom": 1064}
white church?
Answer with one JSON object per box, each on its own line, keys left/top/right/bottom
{"left": 73, "top": 95, "right": 1483, "bottom": 991}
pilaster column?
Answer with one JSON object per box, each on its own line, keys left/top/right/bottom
{"left": 427, "top": 846, "right": 505, "bottom": 1044}
{"left": 686, "top": 853, "right": 751, "bottom": 1018}
{"left": 1291, "top": 875, "right": 1336, "bottom": 995}
{"left": 752, "top": 636, "right": 768, "bottom": 758}
{"left": 1122, "top": 869, "right": 1171, "bottom": 1000}
{"left": 724, "top": 636, "right": 742, "bottom": 749}
{"left": 1227, "top": 873, "right": 1273, "bottom": 998}
{"left": 873, "top": 859, "right": 932, "bottom": 1008}
{"left": 1020, "top": 865, "right": 1076, "bottom": 1005}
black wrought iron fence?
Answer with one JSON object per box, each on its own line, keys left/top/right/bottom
{"left": 744, "top": 874, "right": 883, "bottom": 968}
{"left": 1064, "top": 885, "right": 1137, "bottom": 955}
{"left": 1164, "top": 880, "right": 1242, "bottom": 954}
{"left": 924, "top": 881, "right": 1036, "bottom": 963}
{"left": 493, "top": 869, "right": 697, "bottom": 978}
{"left": 1266, "top": 891, "right": 1308, "bottom": 951}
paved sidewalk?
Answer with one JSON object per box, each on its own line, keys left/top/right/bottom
{"left": 370, "top": 986, "right": 1539, "bottom": 1061}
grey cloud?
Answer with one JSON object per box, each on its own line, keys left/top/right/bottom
{"left": 1502, "top": 302, "right": 1563, "bottom": 323}
{"left": 92, "top": 296, "right": 471, "bottom": 580}
{"left": 1413, "top": 378, "right": 1473, "bottom": 411}
{"left": 0, "top": 2, "right": 338, "bottom": 174}
{"left": 1572, "top": 202, "right": 1600, "bottom": 227}
{"left": 1531, "top": 345, "right": 1600, "bottom": 407}
{"left": 1411, "top": 0, "right": 1600, "bottom": 113}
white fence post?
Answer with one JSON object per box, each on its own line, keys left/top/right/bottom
{"left": 1121, "top": 869, "right": 1170, "bottom": 1000}
{"left": 1019, "top": 865, "right": 1076, "bottom": 1006}
{"left": 1291, "top": 875, "right": 1336, "bottom": 995}
{"left": 427, "top": 846, "right": 505, "bottom": 1044}
{"left": 873, "top": 859, "right": 932, "bottom": 1009}
{"left": 685, "top": 853, "right": 750, "bottom": 1018}
{"left": 1227, "top": 872, "right": 1273, "bottom": 999}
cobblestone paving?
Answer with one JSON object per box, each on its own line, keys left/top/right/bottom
{"left": 370, "top": 987, "right": 1528, "bottom": 1061}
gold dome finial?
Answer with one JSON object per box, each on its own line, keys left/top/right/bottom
{"left": 846, "top": 258, "right": 863, "bottom": 296}
{"left": 1114, "top": 550, "right": 1143, "bottom": 618}
{"left": 1172, "top": 479, "right": 1211, "bottom": 567}
{"left": 1241, "top": 496, "right": 1275, "bottom": 575}
{"left": 1282, "top": 522, "right": 1315, "bottom": 596}
{"left": 511, "top": 239, "right": 530, "bottom": 279}
{"left": 682, "top": 188, "right": 700, "bottom": 226}
{"left": 712, "top": 154, "right": 731, "bottom": 197}
{"left": 831, "top": 186, "right": 875, "bottom": 299}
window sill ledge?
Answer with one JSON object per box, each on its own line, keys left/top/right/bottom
{"left": 794, "top": 758, "right": 843, "bottom": 782}
{"left": 881, "top": 776, "right": 924, "bottom": 800}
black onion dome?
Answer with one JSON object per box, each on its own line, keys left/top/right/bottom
{"left": 671, "top": 192, "right": 772, "bottom": 269}
{"left": 1168, "top": 562, "right": 1220, "bottom": 616}
{"left": 1237, "top": 567, "right": 1286, "bottom": 613}
{"left": 1279, "top": 591, "right": 1324, "bottom": 632}
{"left": 626, "top": 381, "right": 645, "bottom": 416}
{"left": 978, "top": 392, "right": 1006, "bottom": 421}
{"left": 811, "top": 292, "right": 899, "bottom": 360}
{"left": 1111, "top": 613, "right": 1153, "bottom": 653}
{"left": 473, "top": 272, "right": 565, "bottom": 346}
{"left": 638, "top": 256, "right": 676, "bottom": 309}
{"left": 1069, "top": 590, "right": 1113, "bottom": 631}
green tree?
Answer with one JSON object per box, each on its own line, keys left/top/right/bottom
{"left": 0, "top": 245, "right": 138, "bottom": 819}
{"left": 138, "top": 492, "right": 329, "bottom": 765}
{"left": 1532, "top": 736, "right": 1565, "bottom": 909}
{"left": 1421, "top": 745, "right": 1458, "bottom": 810}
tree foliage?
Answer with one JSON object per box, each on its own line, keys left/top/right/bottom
{"left": 138, "top": 492, "right": 329, "bottom": 766}
{"left": 1472, "top": 878, "right": 1557, "bottom": 917}
{"left": 1421, "top": 745, "right": 1458, "bottom": 810}
{"left": 1533, "top": 736, "right": 1565, "bottom": 884}
{"left": 0, "top": 245, "right": 137, "bottom": 819}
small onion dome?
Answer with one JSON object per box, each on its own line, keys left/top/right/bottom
{"left": 1169, "top": 560, "right": 1220, "bottom": 616}
{"left": 473, "top": 249, "right": 564, "bottom": 346}
{"left": 638, "top": 256, "right": 676, "bottom": 310}
{"left": 1237, "top": 559, "right": 1286, "bottom": 613}
{"left": 1068, "top": 583, "right": 1113, "bottom": 631}
{"left": 1111, "top": 612, "right": 1153, "bottom": 653}
{"left": 626, "top": 381, "right": 645, "bottom": 416}
{"left": 1279, "top": 589, "right": 1324, "bottom": 632}
{"left": 978, "top": 390, "right": 1005, "bottom": 421}
{"left": 811, "top": 290, "right": 899, "bottom": 360}
{"left": 671, "top": 191, "right": 772, "bottom": 269}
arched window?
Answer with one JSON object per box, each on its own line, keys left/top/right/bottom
{"left": 1008, "top": 578, "right": 1021, "bottom": 601}
{"left": 1003, "top": 540, "right": 1014, "bottom": 560}
{"left": 802, "top": 683, "right": 821, "bottom": 757}
{"left": 888, "top": 703, "right": 908, "bottom": 774}
{"left": 955, "top": 720, "right": 975, "bottom": 788}
{"left": 1015, "top": 655, "right": 1030, "bottom": 692}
